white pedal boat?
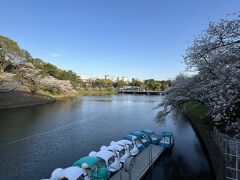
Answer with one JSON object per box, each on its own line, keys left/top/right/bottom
{"left": 89, "top": 150, "right": 122, "bottom": 173}
{"left": 100, "top": 142, "right": 129, "bottom": 163}
{"left": 112, "top": 139, "right": 139, "bottom": 156}
{"left": 50, "top": 166, "right": 88, "bottom": 180}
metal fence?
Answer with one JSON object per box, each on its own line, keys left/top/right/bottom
{"left": 111, "top": 144, "right": 163, "bottom": 180}
{"left": 214, "top": 127, "right": 240, "bottom": 180}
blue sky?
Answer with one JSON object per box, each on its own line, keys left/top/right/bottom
{"left": 0, "top": 0, "right": 239, "bottom": 80}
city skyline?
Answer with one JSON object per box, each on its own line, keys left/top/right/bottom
{"left": 1, "top": 0, "right": 240, "bottom": 79}
{"left": 79, "top": 74, "right": 163, "bottom": 82}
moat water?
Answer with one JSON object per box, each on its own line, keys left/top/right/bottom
{"left": 0, "top": 95, "right": 213, "bottom": 179}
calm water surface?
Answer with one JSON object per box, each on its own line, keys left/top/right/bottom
{"left": 0, "top": 95, "right": 213, "bottom": 180}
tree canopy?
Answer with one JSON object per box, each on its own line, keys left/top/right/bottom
{"left": 157, "top": 14, "right": 240, "bottom": 134}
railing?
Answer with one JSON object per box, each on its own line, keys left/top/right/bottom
{"left": 113, "top": 145, "right": 162, "bottom": 180}
{"left": 214, "top": 127, "right": 240, "bottom": 180}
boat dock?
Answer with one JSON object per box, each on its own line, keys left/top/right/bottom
{"left": 110, "top": 144, "right": 164, "bottom": 180}
{"left": 118, "top": 90, "right": 163, "bottom": 95}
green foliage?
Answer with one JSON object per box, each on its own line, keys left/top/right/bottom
{"left": 0, "top": 35, "right": 24, "bottom": 57}
{"left": 131, "top": 80, "right": 144, "bottom": 87}
{"left": 184, "top": 101, "right": 213, "bottom": 131}
{"left": 114, "top": 80, "right": 126, "bottom": 88}
{"left": 92, "top": 79, "right": 113, "bottom": 88}
{"left": 42, "top": 63, "right": 60, "bottom": 77}
{"left": 184, "top": 101, "right": 209, "bottom": 120}
{"left": 102, "top": 79, "right": 112, "bottom": 88}
{"left": 31, "top": 59, "right": 83, "bottom": 89}
{"left": 144, "top": 79, "right": 170, "bottom": 90}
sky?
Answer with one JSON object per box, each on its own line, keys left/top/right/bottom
{"left": 0, "top": 0, "right": 239, "bottom": 80}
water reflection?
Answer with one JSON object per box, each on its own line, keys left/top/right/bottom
{"left": 0, "top": 95, "right": 212, "bottom": 180}
{"left": 146, "top": 111, "right": 213, "bottom": 180}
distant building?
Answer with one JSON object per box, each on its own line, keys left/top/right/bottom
{"left": 122, "top": 77, "right": 129, "bottom": 82}
{"left": 132, "top": 78, "right": 143, "bottom": 83}
{"left": 78, "top": 74, "right": 88, "bottom": 82}
{"left": 89, "top": 77, "right": 98, "bottom": 81}
{"left": 105, "top": 75, "right": 110, "bottom": 80}
{"left": 105, "top": 75, "right": 117, "bottom": 82}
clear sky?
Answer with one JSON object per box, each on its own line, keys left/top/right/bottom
{"left": 0, "top": 0, "right": 239, "bottom": 80}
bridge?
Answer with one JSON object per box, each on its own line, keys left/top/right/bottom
{"left": 118, "top": 86, "right": 163, "bottom": 95}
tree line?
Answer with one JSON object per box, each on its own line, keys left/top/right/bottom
{"left": 0, "top": 35, "right": 170, "bottom": 95}
{"left": 86, "top": 79, "right": 170, "bottom": 91}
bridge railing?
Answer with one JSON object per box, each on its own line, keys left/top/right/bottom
{"left": 214, "top": 127, "right": 240, "bottom": 180}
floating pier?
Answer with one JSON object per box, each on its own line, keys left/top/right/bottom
{"left": 110, "top": 144, "right": 164, "bottom": 180}
{"left": 118, "top": 90, "right": 163, "bottom": 95}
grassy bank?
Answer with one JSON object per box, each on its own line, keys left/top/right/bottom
{"left": 0, "top": 90, "right": 55, "bottom": 109}
{"left": 183, "top": 101, "right": 212, "bottom": 131}
{"left": 183, "top": 101, "right": 225, "bottom": 180}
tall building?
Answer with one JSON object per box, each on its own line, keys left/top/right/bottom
{"left": 105, "top": 75, "right": 117, "bottom": 82}
{"left": 105, "top": 75, "right": 111, "bottom": 80}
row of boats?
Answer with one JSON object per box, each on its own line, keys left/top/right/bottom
{"left": 46, "top": 130, "right": 174, "bottom": 180}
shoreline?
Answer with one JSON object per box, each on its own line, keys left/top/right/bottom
{"left": 182, "top": 106, "right": 226, "bottom": 180}
{"left": 0, "top": 90, "right": 116, "bottom": 110}
{"left": 0, "top": 91, "right": 56, "bottom": 110}
{"left": 0, "top": 98, "right": 56, "bottom": 110}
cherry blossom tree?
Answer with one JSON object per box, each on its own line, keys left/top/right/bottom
{"left": 40, "top": 75, "right": 75, "bottom": 94}
{"left": 157, "top": 14, "right": 240, "bottom": 132}
{"left": 17, "top": 62, "right": 42, "bottom": 95}
{"left": 0, "top": 73, "right": 18, "bottom": 93}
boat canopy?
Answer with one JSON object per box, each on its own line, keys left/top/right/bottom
{"left": 131, "top": 131, "right": 145, "bottom": 138}
{"left": 143, "top": 130, "right": 155, "bottom": 135}
{"left": 73, "top": 156, "right": 99, "bottom": 170}
{"left": 109, "top": 143, "right": 124, "bottom": 151}
{"left": 51, "top": 167, "right": 83, "bottom": 180}
{"left": 62, "top": 167, "right": 83, "bottom": 180}
{"left": 116, "top": 139, "right": 132, "bottom": 146}
{"left": 161, "top": 131, "right": 173, "bottom": 137}
{"left": 124, "top": 134, "right": 137, "bottom": 141}
{"left": 92, "top": 150, "right": 115, "bottom": 162}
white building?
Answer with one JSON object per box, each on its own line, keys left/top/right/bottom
{"left": 122, "top": 77, "right": 129, "bottom": 82}
{"left": 78, "top": 74, "right": 88, "bottom": 82}
{"left": 132, "top": 78, "right": 143, "bottom": 83}
{"left": 105, "top": 75, "right": 117, "bottom": 82}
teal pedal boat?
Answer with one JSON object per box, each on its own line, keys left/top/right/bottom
{"left": 73, "top": 156, "right": 110, "bottom": 180}
{"left": 130, "top": 131, "right": 151, "bottom": 147}
{"left": 142, "top": 130, "right": 159, "bottom": 145}
{"left": 124, "top": 134, "right": 145, "bottom": 152}
{"left": 159, "top": 131, "right": 174, "bottom": 149}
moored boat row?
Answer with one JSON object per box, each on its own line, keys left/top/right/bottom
{"left": 45, "top": 130, "right": 174, "bottom": 180}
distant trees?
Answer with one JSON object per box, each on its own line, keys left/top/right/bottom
{"left": 113, "top": 80, "right": 126, "bottom": 89}
{"left": 144, "top": 79, "right": 169, "bottom": 90}
{"left": 31, "top": 59, "right": 83, "bottom": 89}
{"left": 91, "top": 79, "right": 113, "bottom": 89}
{"left": 157, "top": 14, "right": 240, "bottom": 131}
{"left": 131, "top": 79, "right": 144, "bottom": 88}
{"left": 0, "top": 34, "right": 171, "bottom": 96}
{"left": 40, "top": 76, "right": 74, "bottom": 94}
